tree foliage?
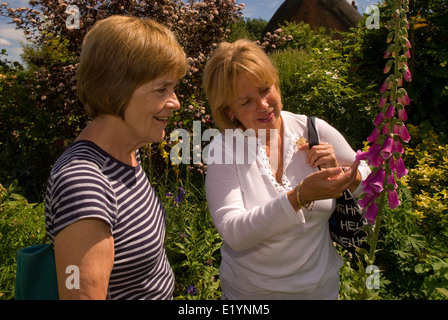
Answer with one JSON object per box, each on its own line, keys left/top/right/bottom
{"left": 0, "top": 0, "right": 243, "bottom": 200}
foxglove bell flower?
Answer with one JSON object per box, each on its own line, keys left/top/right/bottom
{"left": 398, "top": 107, "right": 408, "bottom": 121}
{"left": 403, "top": 69, "right": 412, "bottom": 82}
{"left": 393, "top": 123, "right": 411, "bottom": 143}
{"left": 385, "top": 104, "right": 395, "bottom": 119}
{"left": 367, "top": 127, "right": 380, "bottom": 143}
{"left": 381, "top": 136, "right": 394, "bottom": 159}
{"left": 394, "top": 156, "right": 409, "bottom": 179}
{"left": 387, "top": 188, "right": 401, "bottom": 209}
{"left": 365, "top": 201, "right": 379, "bottom": 225}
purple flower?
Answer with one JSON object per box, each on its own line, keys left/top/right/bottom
{"left": 174, "top": 187, "right": 186, "bottom": 203}
{"left": 404, "top": 48, "right": 411, "bottom": 58}
{"left": 403, "top": 69, "right": 412, "bottom": 82}
{"left": 356, "top": 143, "right": 382, "bottom": 167}
{"left": 387, "top": 174, "right": 398, "bottom": 190}
{"left": 392, "top": 139, "right": 404, "bottom": 154}
{"left": 378, "top": 96, "right": 386, "bottom": 108}
{"left": 365, "top": 201, "right": 379, "bottom": 225}
{"left": 398, "top": 93, "right": 411, "bottom": 106}
{"left": 381, "top": 136, "right": 394, "bottom": 159}
{"left": 387, "top": 189, "right": 401, "bottom": 209}
{"left": 394, "top": 157, "right": 409, "bottom": 179}
{"left": 374, "top": 112, "right": 385, "bottom": 126}
{"left": 358, "top": 193, "right": 375, "bottom": 208}
{"left": 385, "top": 104, "right": 395, "bottom": 119}
{"left": 367, "top": 128, "right": 380, "bottom": 143}
{"left": 186, "top": 285, "right": 197, "bottom": 296}
{"left": 370, "top": 168, "right": 386, "bottom": 193}
{"left": 393, "top": 124, "right": 411, "bottom": 143}
{"left": 398, "top": 107, "right": 408, "bottom": 121}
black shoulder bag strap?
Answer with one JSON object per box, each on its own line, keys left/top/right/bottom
{"left": 307, "top": 116, "right": 319, "bottom": 150}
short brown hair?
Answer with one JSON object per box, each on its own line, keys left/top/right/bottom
{"left": 77, "top": 15, "right": 188, "bottom": 119}
{"left": 202, "top": 39, "right": 280, "bottom": 132}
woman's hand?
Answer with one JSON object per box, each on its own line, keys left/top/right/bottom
{"left": 301, "top": 160, "right": 360, "bottom": 202}
{"left": 298, "top": 142, "right": 338, "bottom": 169}
{"left": 288, "top": 161, "right": 360, "bottom": 211}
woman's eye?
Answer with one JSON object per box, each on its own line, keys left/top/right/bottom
{"left": 261, "top": 87, "right": 270, "bottom": 95}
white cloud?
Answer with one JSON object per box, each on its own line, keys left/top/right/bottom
{"left": 0, "top": 25, "right": 27, "bottom": 62}
{"left": 0, "top": 25, "right": 26, "bottom": 43}
{"left": 0, "top": 38, "right": 12, "bottom": 46}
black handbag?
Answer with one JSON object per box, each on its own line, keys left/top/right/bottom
{"left": 307, "top": 116, "right": 368, "bottom": 252}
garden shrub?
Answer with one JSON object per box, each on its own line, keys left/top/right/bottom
{"left": 268, "top": 22, "right": 379, "bottom": 149}
{"left": 0, "top": 180, "right": 45, "bottom": 300}
{"left": 404, "top": 125, "right": 448, "bottom": 252}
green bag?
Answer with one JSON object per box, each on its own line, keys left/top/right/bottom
{"left": 15, "top": 239, "right": 59, "bottom": 300}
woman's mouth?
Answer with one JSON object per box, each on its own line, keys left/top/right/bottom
{"left": 154, "top": 116, "right": 169, "bottom": 124}
{"left": 257, "top": 112, "right": 274, "bottom": 124}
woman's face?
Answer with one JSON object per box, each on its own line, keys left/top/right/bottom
{"left": 123, "top": 74, "right": 180, "bottom": 145}
{"left": 227, "top": 76, "right": 282, "bottom": 135}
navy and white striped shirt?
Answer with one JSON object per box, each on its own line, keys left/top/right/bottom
{"left": 44, "top": 140, "right": 174, "bottom": 300}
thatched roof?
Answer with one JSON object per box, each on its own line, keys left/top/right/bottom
{"left": 263, "top": 0, "right": 362, "bottom": 35}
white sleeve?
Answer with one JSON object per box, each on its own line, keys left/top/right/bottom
{"left": 315, "top": 118, "right": 371, "bottom": 198}
{"left": 205, "top": 161, "right": 306, "bottom": 252}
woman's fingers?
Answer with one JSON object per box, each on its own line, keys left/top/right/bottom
{"left": 302, "top": 161, "right": 360, "bottom": 201}
{"left": 307, "top": 143, "right": 338, "bottom": 168}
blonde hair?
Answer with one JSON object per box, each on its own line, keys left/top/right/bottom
{"left": 202, "top": 39, "right": 280, "bottom": 132}
{"left": 77, "top": 15, "right": 188, "bottom": 119}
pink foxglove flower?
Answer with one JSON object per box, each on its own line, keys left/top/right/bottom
{"left": 367, "top": 127, "right": 380, "bottom": 143}
{"left": 393, "top": 124, "right": 411, "bottom": 143}
{"left": 365, "top": 201, "right": 379, "bottom": 225}
{"left": 356, "top": 0, "right": 411, "bottom": 227}
{"left": 378, "top": 96, "right": 387, "bottom": 108}
{"left": 398, "top": 107, "right": 408, "bottom": 121}
{"left": 385, "top": 104, "right": 395, "bottom": 119}
{"left": 403, "top": 69, "right": 412, "bottom": 82}
{"left": 387, "top": 189, "right": 401, "bottom": 209}
{"left": 381, "top": 136, "right": 394, "bottom": 159}
{"left": 395, "top": 157, "right": 409, "bottom": 179}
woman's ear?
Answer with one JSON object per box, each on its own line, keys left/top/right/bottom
{"left": 226, "top": 107, "right": 235, "bottom": 121}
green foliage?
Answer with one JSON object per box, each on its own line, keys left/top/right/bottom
{"left": 406, "top": 0, "right": 448, "bottom": 135}
{"left": 0, "top": 180, "right": 45, "bottom": 300}
{"left": 22, "top": 32, "right": 78, "bottom": 69}
{"left": 164, "top": 182, "right": 222, "bottom": 300}
{"left": 269, "top": 22, "right": 378, "bottom": 149}
{"left": 227, "top": 17, "right": 267, "bottom": 42}
{"left": 0, "top": 57, "right": 85, "bottom": 202}
{"left": 142, "top": 150, "right": 223, "bottom": 300}
{"left": 404, "top": 126, "right": 448, "bottom": 252}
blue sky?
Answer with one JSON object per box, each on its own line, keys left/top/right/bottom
{"left": 1, "top": 0, "right": 379, "bottom": 63}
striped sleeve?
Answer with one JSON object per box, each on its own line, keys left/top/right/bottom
{"left": 46, "top": 160, "right": 117, "bottom": 238}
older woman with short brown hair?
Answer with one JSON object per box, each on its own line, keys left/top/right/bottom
{"left": 45, "top": 15, "right": 188, "bottom": 300}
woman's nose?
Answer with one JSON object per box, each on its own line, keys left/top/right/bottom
{"left": 167, "top": 92, "right": 181, "bottom": 111}
{"left": 256, "top": 96, "right": 269, "bottom": 111}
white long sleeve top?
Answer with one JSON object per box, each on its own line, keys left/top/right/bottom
{"left": 205, "top": 111, "right": 370, "bottom": 299}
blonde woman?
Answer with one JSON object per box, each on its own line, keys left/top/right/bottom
{"left": 44, "top": 16, "right": 188, "bottom": 300}
{"left": 203, "top": 40, "right": 370, "bottom": 299}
